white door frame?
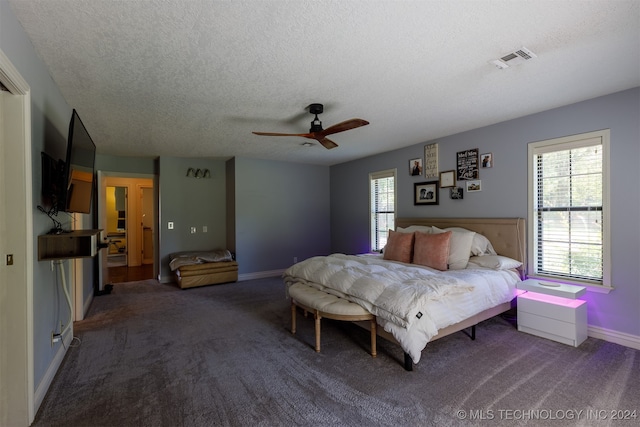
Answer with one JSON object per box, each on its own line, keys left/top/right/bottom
{"left": 0, "top": 49, "right": 35, "bottom": 425}
{"left": 97, "top": 171, "right": 158, "bottom": 288}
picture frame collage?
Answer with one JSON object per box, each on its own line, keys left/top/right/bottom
{"left": 410, "top": 144, "right": 493, "bottom": 204}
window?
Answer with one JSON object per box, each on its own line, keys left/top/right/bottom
{"left": 370, "top": 169, "right": 396, "bottom": 252}
{"left": 528, "top": 130, "right": 611, "bottom": 289}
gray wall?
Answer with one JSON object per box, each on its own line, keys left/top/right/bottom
{"left": 158, "top": 157, "right": 227, "bottom": 281}
{"left": 331, "top": 88, "right": 640, "bottom": 337}
{"left": 233, "top": 157, "right": 331, "bottom": 275}
{"left": 96, "top": 154, "right": 331, "bottom": 281}
{"left": 96, "top": 154, "right": 157, "bottom": 175}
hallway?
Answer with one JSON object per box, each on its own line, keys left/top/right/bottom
{"left": 108, "top": 264, "right": 154, "bottom": 284}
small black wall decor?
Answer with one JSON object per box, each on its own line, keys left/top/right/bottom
{"left": 456, "top": 148, "right": 479, "bottom": 180}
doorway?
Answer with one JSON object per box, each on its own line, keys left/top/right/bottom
{"left": 98, "top": 174, "right": 157, "bottom": 286}
{"left": 0, "top": 51, "right": 34, "bottom": 424}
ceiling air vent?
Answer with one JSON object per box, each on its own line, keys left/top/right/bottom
{"left": 490, "top": 47, "right": 537, "bottom": 69}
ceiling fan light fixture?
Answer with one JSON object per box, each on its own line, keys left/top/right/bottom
{"left": 310, "top": 115, "right": 323, "bottom": 132}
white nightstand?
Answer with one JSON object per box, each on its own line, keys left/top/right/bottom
{"left": 516, "top": 279, "right": 587, "bottom": 347}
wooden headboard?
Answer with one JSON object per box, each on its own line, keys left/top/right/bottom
{"left": 395, "top": 217, "right": 527, "bottom": 274}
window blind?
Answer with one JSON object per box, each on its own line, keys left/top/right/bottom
{"left": 534, "top": 140, "right": 603, "bottom": 282}
{"left": 370, "top": 170, "right": 395, "bottom": 252}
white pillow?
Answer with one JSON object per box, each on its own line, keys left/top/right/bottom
{"left": 396, "top": 225, "right": 433, "bottom": 234}
{"left": 471, "top": 234, "right": 497, "bottom": 256}
{"left": 468, "top": 255, "right": 522, "bottom": 270}
{"left": 432, "top": 226, "right": 475, "bottom": 269}
{"left": 444, "top": 227, "right": 497, "bottom": 256}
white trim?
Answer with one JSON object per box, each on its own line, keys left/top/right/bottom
{"left": 0, "top": 48, "right": 34, "bottom": 424}
{"left": 589, "top": 325, "right": 640, "bottom": 351}
{"left": 33, "top": 335, "right": 71, "bottom": 412}
{"left": 0, "top": 50, "right": 30, "bottom": 93}
{"left": 527, "top": 129, "right": 611, "bottom": 288}
{"left": 238, "top": 269, "right": 284, "bottom": 281}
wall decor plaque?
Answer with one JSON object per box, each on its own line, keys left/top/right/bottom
{"left": 456, "top": 148, "right": 479, "bottom": 180}
{"left": 424, "top": 143, "right": 439, "bottom": 179}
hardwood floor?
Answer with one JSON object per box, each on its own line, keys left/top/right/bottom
{"left": 108, "top": 264, "right": 154, "bottom": 283}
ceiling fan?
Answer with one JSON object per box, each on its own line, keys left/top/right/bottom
{"left": 252, "top": 103, "right": 369, "bottom": 149}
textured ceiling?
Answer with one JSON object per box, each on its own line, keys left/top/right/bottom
{"left": 8, "top": 0, "right": 640, "bottom": 166}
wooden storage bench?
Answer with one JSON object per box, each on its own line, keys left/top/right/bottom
{"left": 169, "top": 250, "right": 238, "bottom": 289}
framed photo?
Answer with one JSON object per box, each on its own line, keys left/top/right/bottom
{"left": 424, "top": 143, "right": 438, "bottom": 179}
{"left": 466, "top": 180, "right": 482, "bottom": 192}
{"left": 414, "top": 181, "right": 439, "bottom": 205}
{"left": 439, "top": 170, "right": 456, "bottom": 188}
{"left": 481, "top": 153, "right": 493, "bottom": 168}
{"left": 450, "top": 187, "right": 464, "bottom": 199}
{"left": 409, "top": 158, "right": 423, "bottom": 176}
{"left": 456, "top": 148, "right": 479, "bottom": 180}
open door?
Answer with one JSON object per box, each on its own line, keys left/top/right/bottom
{"left": 96, "top": 170, "right": 110, "bottom": 292}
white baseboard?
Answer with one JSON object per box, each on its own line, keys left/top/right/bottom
{"left": 238, "top": 269, "right": 285, "bottom": 281}
{"left": 34, "top": 332, "right": 72, "bottom": 414}
{"left": 160, "top": 269, "right": 284, "bottom": 284}
{"left": 588, "top": 325, "right": 640, "bottom": 350}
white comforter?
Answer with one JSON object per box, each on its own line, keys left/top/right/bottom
{"left": 283, "top": 254, "right": 519, "bottom": 364}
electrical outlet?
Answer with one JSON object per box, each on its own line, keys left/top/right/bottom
{"left": 190, "top": 227, "right": 196, "bottom": 234}
{"left": 202, "top": 226, "right": 208, "bottom": 233}
{"left": 168, "top": 221, "right": 174, "bottom": 230}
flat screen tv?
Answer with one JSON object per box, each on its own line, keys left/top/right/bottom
{"left": 61, "top": 109, "right": 96, "bottom": 214}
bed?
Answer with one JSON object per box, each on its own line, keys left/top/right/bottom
{"left": 283, "top": 217, "right": 526, "bottom": 369}
{"left": 169, "top": 250, "right": 238, "bottom": 289}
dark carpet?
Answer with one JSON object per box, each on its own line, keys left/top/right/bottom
{"left": 33, "top": 277, "right": 640, "bottom": 426}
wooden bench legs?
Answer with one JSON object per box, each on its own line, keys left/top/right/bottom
{"left": 291, "top": 300, "right": 377, "bottom": 357}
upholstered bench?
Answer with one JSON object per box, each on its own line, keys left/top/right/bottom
{"left": 288, "top": 282, "right": 377, "bottom": 357}
{"left": 173, "top": 261, "right": 238, "bottom": 289}
{"left": 169, "top": 250, "right": 238, "bottom": 289}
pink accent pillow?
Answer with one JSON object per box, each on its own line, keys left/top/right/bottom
{"left": 383, "top": 230, "right": 414, "bottom": 263}
{"left": 413, "top": 231, "right": 452, "bottom": 271}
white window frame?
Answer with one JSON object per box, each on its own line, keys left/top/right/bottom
{"left": 369, "top": 168, "right": 397, "bottom": 252}
{"left": 527, "top": 129, "right": 611, "bottom": 291}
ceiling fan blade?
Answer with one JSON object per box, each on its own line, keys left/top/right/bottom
{"left": 321, "top": 118, "right": 369, "bottom": 136}
{"left": 252, "top": 131, "right": 311, "bottom": 137}
{"left": 315, "top": 137, "right": 338, "bottom": 149}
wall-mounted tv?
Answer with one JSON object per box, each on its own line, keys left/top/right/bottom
{"left": 61, "top": 109, "right": 96, "bottom": 214}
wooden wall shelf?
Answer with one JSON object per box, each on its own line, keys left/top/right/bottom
{"left": 38, "top": 229, "right": 102, "bottom": 261}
